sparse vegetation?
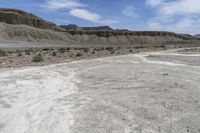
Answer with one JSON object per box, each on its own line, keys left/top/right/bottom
{"left": 32, "top": 53, "right": 43, "bottom": 62}
{"left": 17, "top": 53, "right": 22, "bottom": 57}
{"left": 25, "top": 51, "right": 31, "bottom": 55}
{"left": 0, "top": 49, "right": 6, "bottom": 57}
{"left": 59, "top": 48, "right": 65, "bottom": 53}
{"left": 69, "top": 53, "right": 74, "bottom": 57}
{"left": 106, "top": 47, "right": 113, "bottom": 51}
{"left": 75, "top": 52, "right": 82, "bottom": 57}
{"left": 0, "top": 44, "right": 186, "bottom": 68}
{"left": 83, "top": 48, "right": 89, "bottom": 53}
{"left": 66, "top": 47, "right": 71, "bottom": 51}
{"left": 110, "top": 50, "right": 115, "bottom": 54}
{"left": 100, "top": 47, "right": 105, "bottom": 51}
{"left": 42, "top": 48, "right": 49, "bottom": 51}
{"left": 52, "top": 52, "right": 57, "bottom": 56}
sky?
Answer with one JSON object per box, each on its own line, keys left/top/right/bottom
{"left": 0, "top": 0, "right": 200, "bottom": 34}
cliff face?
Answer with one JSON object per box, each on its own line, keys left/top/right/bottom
{"left": 0, "top": 22, "right": 184, "bottom": 45}
{"left": 0, "top": 22, "right": 75, "bottom": 43}
{"left": 60, "top": 24, "right": 81, "bottom": 31}
{"left": 0, "top": 8, "right": 63, "bottom": 31}
{"left": 60, "top": 25, "right": 113, "bottom": 31}
{"left": 0, "top": 8, "right": 197, "bottom": 45}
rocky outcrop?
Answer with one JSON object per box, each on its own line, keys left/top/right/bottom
{"left": 66, "top": 30, "right": 191, "bottom": 40}
{"left": 0, "top": 8, "right": 63, "bottom": 31}
{"left": 60, "top": 25, "right": 113, "bottom": 31}
{"left": 0, "top": 22, "right": 74, "bottom": 43}
{"left": 60, "top": 24, "right": 81, "bottom": 31}
{"left": 0, "top": 22, "right": 185, "bottom": 45}
{"left": 81, "top": 26, "right": 113, "bottom": 31}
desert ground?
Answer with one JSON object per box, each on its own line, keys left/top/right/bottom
{"left": 0, "top": 40, "right": 172, "bottom": 68}
{"left": 0, "top": 48, "right": 200, "bottom": 133}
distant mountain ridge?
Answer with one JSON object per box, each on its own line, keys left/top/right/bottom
{"left": 60, "top": 24, "right": 113, "bottom": 31}
{"left": 194, "top": 34, "right": 200, "bottom": 38}
{"left": 0, "top": 8, "right": 199, "bottom": 45}
{"left": 60, "top": 24, "right": 81, "bottom": 31}
{"left": 81, "top": 26, "right": 113, "bottom": 31}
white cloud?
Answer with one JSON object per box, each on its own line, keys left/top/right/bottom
{"left": 176, "top": 17, "right": 194, "bottom": 29}
{"left": 69, "top": 9, "right": 100, "bottom": 22}
{"left": 159, "top": 0, "right": 200, "bottom": 16}
{"left": 43, "top": 0, "right": 116, "bottom": 24}
{"left": 148, "top": 22, "right": 163, "bottom": 30}
{"left": 45, "top": 0, "right": 86, "bottom": 9}
{"left": 146, "top": 0, "right": 200, "bottom": 34}
{"left": 146, "top": 0, "right": 164, "bottom": 7}
{"left": 122, "top": 6, "right": 138, "bottom": 18}
{"left": 69, "top": 9, "right": 117, "bottom": 24}
{"left": 100, "top": 19, "right": 118, "bottom": 25}
{"left": 148, "top": 16, "right": 200, "bottom": 34}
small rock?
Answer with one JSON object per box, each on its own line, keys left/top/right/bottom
{"left": 163, "top": 73, "right": 169, "bottom": 76}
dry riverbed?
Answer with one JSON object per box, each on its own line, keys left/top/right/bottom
{"left": 0, "top": 47, "right": 200, "bottom": 133}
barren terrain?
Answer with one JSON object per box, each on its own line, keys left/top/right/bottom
{"left": 0, "top": 48, "right": 200, "bottom": 133}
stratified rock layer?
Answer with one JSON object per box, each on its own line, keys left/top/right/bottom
{"left": 0, "top": 8, "right": 63, "bottom": 31}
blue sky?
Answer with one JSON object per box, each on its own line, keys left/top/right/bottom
{"left": 0, "top": 0, "right": 200, "bottom": 34}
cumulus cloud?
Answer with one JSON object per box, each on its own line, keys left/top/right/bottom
{"left": 148, "top": 22, "right": 163, "bottom": 30}
{"left": 146, "top": 0, "right": 200, "bottom": 34}
{"left": 44, "top": 0, "right": 116, "bottom": 24}
{"left": 69, "top": 9, "right": 101, "bottom": 22}
{"left": 146, "top": 0, "right": 164, "bottom": 7}
{"left": 45, "top": 0, "right": 86, "bottom": 9}
{"left": 122, "top": 6, "right": 138, "bottom": 18}
{"left": 159, "top": 0, "right": 200, "bottom": 16}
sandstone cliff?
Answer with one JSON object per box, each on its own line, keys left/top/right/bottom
{"left": 0, "top": 8, "right": 197, "bottom": 45}
{"left": 0, "top": 22, "right": 185, "bottom": 45}
{"left": 0, "top": 8, "right": 63, "bottom": 31}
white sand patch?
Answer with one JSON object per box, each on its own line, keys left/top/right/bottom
{"left": 0, "top": 65, "right": 78, "bottom": 133}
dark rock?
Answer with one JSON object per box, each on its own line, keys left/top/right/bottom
{"left": 60, "top": 24, "right": 81, "bottom": 31}
{"left": 81, "top": 26, "right": 113, "bottom": 31}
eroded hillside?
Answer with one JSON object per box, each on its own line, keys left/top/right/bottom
{"left": 0, "top": 8, "right": 198, "bottom": 45}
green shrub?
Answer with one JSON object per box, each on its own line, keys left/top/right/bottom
{"left": 52, "top": 52, "right": 57, "bottom": 56}
{"left": 32, "top": 54, "right": 43, "bottom": 62}
{"left": 17, "top": 53, "right": 22, "bottom": 57}
{"left": 83, "top": 48, "right": 89, "bottom": 53}
{"left": 0, "top": 49, "right": 6, "bottom": 57}
{"left": 25, "top": 51, "right": 31, "bottom": 55}
{"left": 75, "top": 53, "right": 82, "bottom": 57}
{"left": 59, "top": 48, "right": 65, "bottom": 53}
{"left": 106, "top": 47, "right": 113, "bottom": 51}
{"left": 66, "top": 47, "right": 71, "bottom": 51}
{"left": 42, "top": 48, "right": 49, "bottom": 51}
